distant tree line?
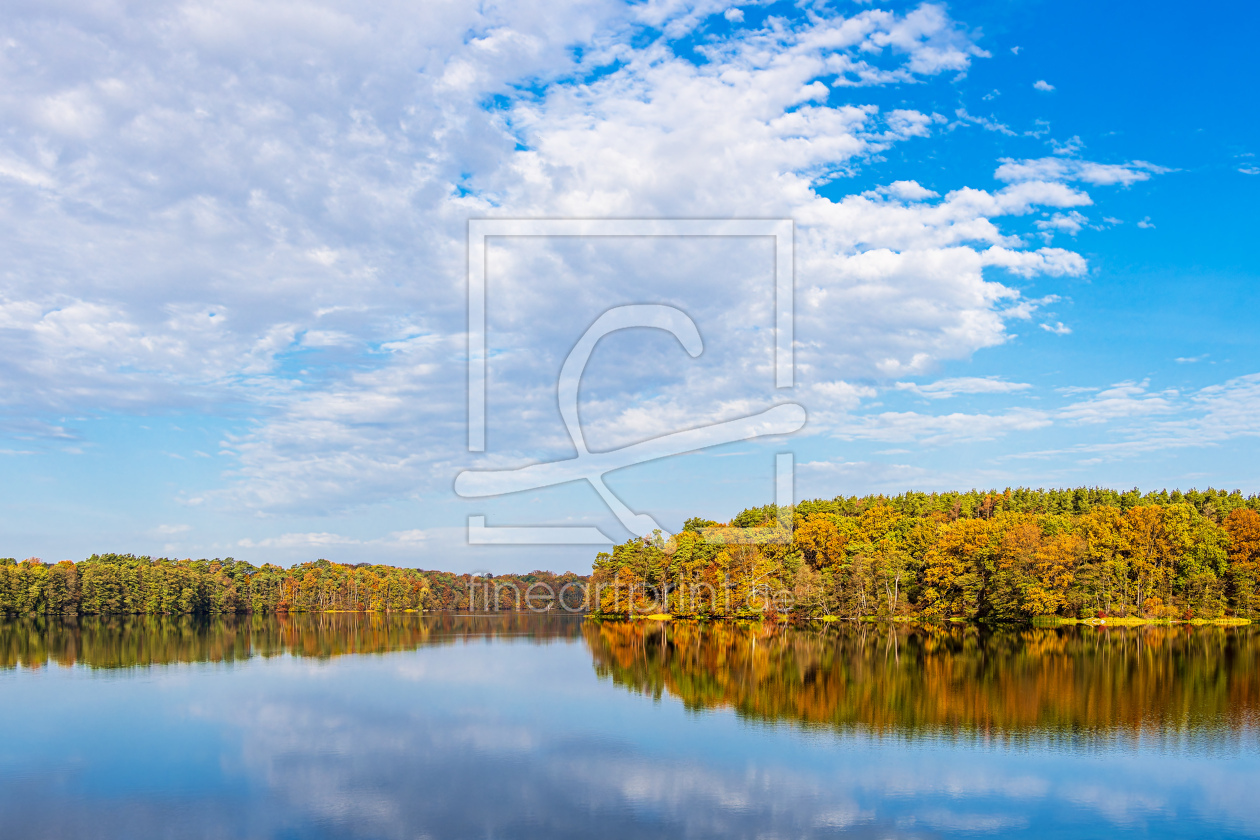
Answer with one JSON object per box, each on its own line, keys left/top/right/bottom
{"left": 591, "top": 487, "right": 1260, "bottom": 621}
{"left": 0, "top": 555, "right": 429, "bottom": 616}
{"left": 9, "top": 485, "right": 1260, "bottom": 621}
{"left": 421, "top": 569, "right": 589, "bottom": 611}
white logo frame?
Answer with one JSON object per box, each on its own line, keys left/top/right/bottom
{"left": 463, "top": 219, "right": 798, "bottom": 545}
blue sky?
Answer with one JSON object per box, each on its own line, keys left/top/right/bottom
{"left": 0, "top": 0, "right": 1256, "bottom": 571}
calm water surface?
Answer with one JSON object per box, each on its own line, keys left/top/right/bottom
{"left": 1, "top": 614, "right": 1258, "bottom": 839}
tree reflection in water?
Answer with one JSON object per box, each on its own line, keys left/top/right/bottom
{"left": 583, "top": 619, "right": 1260, "bottom": 744}
{"left": 0, "top": 612, "right": 584, "bottom": 670}
{"left": 4, "top": 612, "right": 1259, "bottom": 746}
{"left": 2, "top": 613, "right": 1259, "bottom": 839}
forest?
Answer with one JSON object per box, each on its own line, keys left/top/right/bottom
{"left": 0, "top": 553, "right": 586, "bottom": 616}
{"left": 591, "top": 487, "right": 1260, "bottom": 621}
{"left": 422, "top": 568, "right": 589, "bottom": 610}
{"left": 0, "top": 555, "right": 430, "bottom": 616}
{"left": 7, "top": 485, "right": 1260, "bottom": 621}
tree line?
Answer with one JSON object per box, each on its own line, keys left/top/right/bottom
{"left": 0, "top": 555, "right": 429, "bottom": 616}
{"left": 421, "top": 569, "right": 589, "bottom": 611}
{"left": 590, "top": 486, "right": 1260, "bottom": 620}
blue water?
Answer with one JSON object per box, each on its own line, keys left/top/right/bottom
{"left": 0, "top": 615, "right": 1257, "bottom": 839}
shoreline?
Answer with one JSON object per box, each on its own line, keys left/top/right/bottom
{"left": 589, "top": 613, "right": 1253, "bottom": 627}
{"left": 1030, "top": 615, "right": 1251, "bottom": 627}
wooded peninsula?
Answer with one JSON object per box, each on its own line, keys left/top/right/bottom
{"left": 591, "top": 486, "right": 1260, "bottom": 621}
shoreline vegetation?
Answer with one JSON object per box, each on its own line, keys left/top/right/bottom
{"left": 1030, "top": 615, "right": 1250, "bottom": 626}
{"left": 605, "top": 613, "right": 1253, "bottom": 626}
{"left": 4, "top": 487, "right": 1260, "bottom": 624}
{"left": 590, "top": 486, "right": 1260, "bottom": 623}
{"left": 0, "top": 555, "right": 583, "bottom": 617}
{"left": 0, "top": 556, "right": 431, "bottom": 616}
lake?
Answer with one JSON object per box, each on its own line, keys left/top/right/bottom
{"left": 1, "top": 614, "right": 1258, "bottom": 839}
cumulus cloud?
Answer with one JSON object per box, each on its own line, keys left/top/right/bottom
{"left": 813, "top": 381, "right": 880, "bottom": 409}
{"left": 1033, "top": 80, "right": 1055, "bottom": 91}
{"left": 0, "top": 0, "right": 1171, "bottom": 543}
{"left": 201, "top": 2, "right": 1100, "bottom": 512}
{"left": 883, "top": 180, "right": 939, "bottom": 201}
{"left": 1036, "top": 211, "right": 1089, "bottom": 235}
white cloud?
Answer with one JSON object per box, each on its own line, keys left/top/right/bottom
{"left": 797, "top": 458, "right": 931, "bottom": 494}
{"left": 1138, "top": 217, "right": 1156, "bottom": 228}
{"left": 1040, "top": 321, "right": 1071, "bottom": 335}
{"left": 1033, "top": 80, "right": 1054, "bottom": 92}
{"left": 724, "top": 8, "right": 743, "bottom": 23}
{"left": 832, "top": 408, "right": 1053, "bottom": 445}
{"left": 1051, "top": 136, "right": 1084, "bottom": 156}
{"left": 895, "top": 377, "right": 1032, "bottom": 399}
{"left": 1036, "top": 210, "right": 1088, "bottom": 235}
{"left": 1006, "top": 374, "right": 1260, "bottom": 462}
{"left": 817, "top": 379, "right": 1210, "bottom": 450}
{"left": 861, "top": 4, "right": 992, "bottom": 75}
{"left": 0, "top": 0, "right": 1169, "bottom": 537}
{"left": 1057, "top": 381, "right": 1177, "bottom": 425}
{"left": 1025, "top": 119, "right": 1051, "bottom": 138}
{"left": 237, "top": 529, "right": 429, "bottom": 549}
{"left": 979, "top": 246, "right": 1087, "bottom": 278}
{"left": 238, "top": 532, "right": 360, "bottom": 550}
{"left": 884, "top": 180, "right": 939, "bottom": 201}
{"left": 995, "top": 157, "right": 1169, "bottom": 187}
{"left": 389, "top": 529, "right": 429, "bottom": 545}
{"left": 813, "top": 381, "right": 880, "bottom": 409}
{"left": 953, "top": 107, "right": 1016, "bottom": 135}
{"left": 204, "top": 2, "right": 1109, "bottom": 514}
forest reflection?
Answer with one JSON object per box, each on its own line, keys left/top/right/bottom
{"left": 584, "top": 620, "right": 1260, "bottom": 745}
{"left": 0, "top": 612, "right": 584, "bottom": 669}
{"left": 6, "top": 613, "right": 1260, "bottom": 745}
